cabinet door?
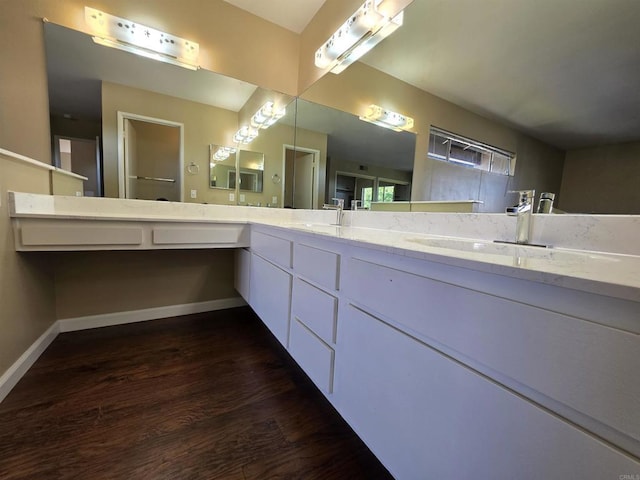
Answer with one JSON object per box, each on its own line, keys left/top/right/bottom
{"left": 234, "top": 248, "right": 251, "bottom": 302}
{"left": 249, "top": 253, "right": 292, "bottom": 347}
{"left": 335, "top": 305, "right": 639, "bottom": 479}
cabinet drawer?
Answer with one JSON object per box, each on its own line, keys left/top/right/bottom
{"left": 294, "top": 243, "right": 340, "bottom": 290}
{"left": 345, "top": 256, "right": 640, "bottom": 452}
{"left": 153, "top": 225, "right": 243, "bottom": 245}
{"left": 251, "top": 230, "right": 292, "bottom": 268}
{"left": 249, "top": 253, "right": 292, "bottom": 347}
{"left": 289, "top": 318, "right": 334, "bottom": 394}
{"left": 292, "top": 278, "right": 337, "bottom": 344}
{"left": 336, "top": 305, "right": 639, "bottom": 479}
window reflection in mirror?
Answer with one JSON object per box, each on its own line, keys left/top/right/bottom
{"left": 294, "top": 99, "right": 416, "bottom": 209}
{"left": 209, "top": 144, "right": 236, "bottom": 190}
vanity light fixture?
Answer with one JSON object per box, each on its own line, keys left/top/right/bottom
{"left": 251, "top": 102, "right": 286, "bottom": 129}
{"left": 359, "top": 104, "right": 414, "bottom": 132}
{"left": 209, "top": 145, "right": 236, "bottom": 162}
{"left": 314, "top": 0, "right": 411, "bottom": 74}
{"left": 233, "top": 126, "right": 259, "bottom": 144}
{"left": 84, "top": 6, "right": 200, "bottom": 70}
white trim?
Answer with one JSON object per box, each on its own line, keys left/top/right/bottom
{"left": 0, "top": 298, "right": 247, "bottom": 403}
{"left": 58, "top": 297, "right": 246, "bottom": 332}
{"left": 0, "top": 148, "right": 55, "bottom": 171}
{"left": 0, "top": 322, "right": 60, "bottom": 403}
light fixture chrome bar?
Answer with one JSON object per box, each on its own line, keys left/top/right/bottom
{"left": 314, "top": 0, "right": 410, "bottom": 74}
{"left": 359, "top": 104, "right": 414, "bottom": 132}
{"left": 85, "top": 6, "right": 199, "bottom": 70}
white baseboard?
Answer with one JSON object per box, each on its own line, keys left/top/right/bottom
{"left": 0, "top": 321, "right": 60, "bottom": 403}
{"left": 58, "top": 297, "right": 247, "bottom": 332}
{"left": 0, "top": 297, "right": 247, "bottom": 403}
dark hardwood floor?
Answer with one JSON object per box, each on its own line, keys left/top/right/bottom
{"left": 0, "top": 307, "right": 392, "bottom": 479}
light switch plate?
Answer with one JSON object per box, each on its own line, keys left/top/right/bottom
{"left": 239, "top": 194, "right": 245, "bottom": 202}
{"left": 272, "top": 196, "right": 278, "bottom": 204}
{"left": 229, "top": 193, "right": 235, "bottom": 201}
{"left": 190, "top": 189, "right": 197, "bottom": 199}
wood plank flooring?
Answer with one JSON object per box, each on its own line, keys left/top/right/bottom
{"left": 0, "top": 307, "right": 392, "bottom": 479}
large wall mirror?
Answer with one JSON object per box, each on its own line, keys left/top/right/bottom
{"left": 297, "top": 0, "right": 640, "bottom": 214}
{"left": 43, "top": 0, "right": 640, "bottom": 214}
{"left": 44, "top": 21, "right": 295, "bottom": 207}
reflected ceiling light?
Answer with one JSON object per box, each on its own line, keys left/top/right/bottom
{"left": 359, "top": 104, "right": 414, "bottom": 131}
{"left": 251, "top": 102, "right": 286, "bottom": 129}
{"left": 209, "top": 145, "right": 236, "bottom": 162}
{"left": 84, "top": 6, "right": 199, "bottom": 70}
{"left": 314, "top": 0, "right": 411, "bottom": 74}
{"left": 233, "top": 126, "right": 259, "bottom": 144}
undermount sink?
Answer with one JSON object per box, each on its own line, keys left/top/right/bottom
{"left": 403, "top": 236, "right": 557, "bottom": 259}
{"left": 403, "top": 236, "right": 623, "bottom": 267}
{"left": 405, "top": 236, "right": 513, "bottom": 255}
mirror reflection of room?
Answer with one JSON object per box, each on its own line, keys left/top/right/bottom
{"left": 41, "top": 0, "right": 640, "bottom": 214}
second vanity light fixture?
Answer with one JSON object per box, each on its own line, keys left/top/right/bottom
{"left": 234, "top": 102, "right": 287, "bottom": 144}
{"left": 251, "top": 102, "right": 286, "bottom": 129}
{"left": 210, "top": 145, "right": 236, "bottom": 162}
{"left": 233, "top": 126, "right": 259, "bottom": 145}
{"left": 315, "top": 0, "right": 412, "bottom": 74}
{"left": 359, "top": 104, "right": 414, "bottom": 132}
{"left": 84, "top": 6, "right": 200, "bottom": 70}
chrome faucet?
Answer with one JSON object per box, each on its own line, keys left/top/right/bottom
{"left": 351, "top": 199, "right": 362, "bottom": 211}
{"left": 323, "top": 197, "right": 344, "bottom": 226}
{"left": 506, "top": 190, "right": 534, "bottom": 244}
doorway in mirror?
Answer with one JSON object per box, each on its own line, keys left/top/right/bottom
{"left": 118, "top": 112, "right": 183, "bottom": 202}
{"left": 284, "top": 146, "right": 320, "bottom": 209}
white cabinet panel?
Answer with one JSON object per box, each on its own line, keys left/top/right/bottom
{"left": 289, "top": 318, "right": 334, "bottom": 394}
{"left": 291, "top": 278, "right": 337, "bottom": 345}
{"left": 251, "top": 230, "right": 292, "bottom": 268}
{"left": 153, "top": 225, "right": 243, "bottom": 244}
{"left": 336, "top": 306, "right": 639, "bottom": 479}
{"left": 249, "top": 253, "right": 291, "bottom": 347}
{"left": 345, "top": 256, "right": 640, "bottom": 450}
{"left": 20, "top": 225, "right": 142, "bottom": 246}
{"left": 294, "top": 243, "right": 340, "bottom": 290}
{"left": 234, "top": 248, "right": 251, "bottom": 302}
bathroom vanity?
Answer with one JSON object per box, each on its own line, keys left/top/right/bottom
{"left": 8, "top": 192, "right": 640, "bottom": 478}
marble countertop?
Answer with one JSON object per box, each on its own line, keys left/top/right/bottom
{"left": 268, "top": 222, "right": 640, "bottom": 302}
{"left": 9, "top": 192, "right": 640, "bottom": 302}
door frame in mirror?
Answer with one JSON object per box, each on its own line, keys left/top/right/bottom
{"left": 117, "top": 111, "right": 184, "bottom": 201}
{"left": 283, "top": 144, "right": 321, "bottom": 209}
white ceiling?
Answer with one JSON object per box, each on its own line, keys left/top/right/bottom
{"left": 231, "top": 0, "right": 640, "bottom": 150}
{"left": 222, "top": 0, "right": 327, "bottom": 34}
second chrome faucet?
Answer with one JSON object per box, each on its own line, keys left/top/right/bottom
{"left": 506, "top": 189, "right": 534, "bottom": 244}
{"left": 323, "top": 197, "right": 344, "bottom": 226}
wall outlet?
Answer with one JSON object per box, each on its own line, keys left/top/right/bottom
{"left": 75, "top": 191, "right": 82, "bottom": 197}
{"left": 272, "top": 196, "right": 278, "bottom": 204}
{"left": 229, "top": 193, "right": 235, "bottom": 202}
{"left": 239, "top": 194, "right": 245, "bottom": 202}
{"left": 190, "top": 189, "right": 197, "bottom": 199}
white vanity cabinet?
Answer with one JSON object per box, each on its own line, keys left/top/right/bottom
{"left": 337, "top": 305, "right": 638, "bottom": 479}
{"left": 337, "top": 247, "right": 640, "bottom": 478}
{"left": 289, "top": 241, "right": 341, "bottom": 395}
{"left": 239, "top": 224, "right": 640, "bottom": 477}
{"left": 248, "top": 229, "right": 293, "bottom": 347}
{"left": 241, "top": 226, "right": 342, "bottom": 396}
